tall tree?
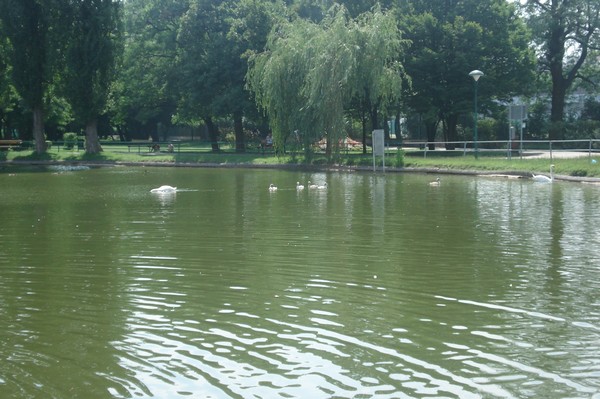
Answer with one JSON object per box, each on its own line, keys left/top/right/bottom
{"left": 0, "top": 0, "right": 60, "bottom": 153}
{"left": 248, "top": 5, "right": 406, "bottom": 159}
{"left": 176, "top": 0, "right": 239, "bottom": 151}
{"left": 228, "top": 0, "right": 285, "bottom": 151}
{"left": 62, "top": 0, "right": 122, "bottom": 153}
{"left": 176, "top": 0, "right": 281, "bottom": 152}
{"left": 399, "top": 0, "right": 536, "bottom": 148}
{"left": 111, "top": 0, "right": 188, "bottom": 141}
{"left": 0, "top": 22, "right": 20, "bottom": 139}
{"left": 247, "top": 16, "right": 315, "bottom": 155}
{"left": 521, "top": 0, "right": 600, "bottom": 129}
{"left": 348, "top": 6, "right": 408, "bottom": 153}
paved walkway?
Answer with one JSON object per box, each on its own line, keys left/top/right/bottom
{"left": 521, "top": 150, "right": 597, "bottom": 159}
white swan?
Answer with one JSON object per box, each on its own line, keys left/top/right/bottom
{"left": 269, "top": 183, "right": 278, "bottom": 192}
{"left": 532, "top": 164, "right": 555, "bottom": 183}
{"left": 429, "top": 177, "right": 440, "bottom": 187}
{"left": 150, "top": 185, "right": 177, "bottom": 193}
{"left": 308, "top": 181, "right": 318, "bottom": 189}
{"left": 317, "top": 182, "right": 328, "bottom": 190}
{"left": 296, "top": 181, "right": 305, "bottom": 191}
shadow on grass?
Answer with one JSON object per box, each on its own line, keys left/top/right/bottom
{"left": 172, "top": 151, "right": 292, "bottom": 165}
{"left": 10, "top": 151, "right": 117, "bottom": 163}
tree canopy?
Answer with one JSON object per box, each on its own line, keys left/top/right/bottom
{"left": 2, "top": 0, "right": 598, "bottom": 155}
{"left": 521, "top": 0, "right": 600, "bottom": 131}
{"left": 61, "top": 0, "right": 122, "bottom": 153}
{"left": 248, "top": 4, "right": 406, "bottom": 159}
{"left": 0, "top": 0, "right": 60, "bottom": 152}
{"left": 399, "top": 0, "right": 536, "bottom": 147}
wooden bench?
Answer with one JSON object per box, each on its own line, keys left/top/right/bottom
{"left": 0, "top": 139, "right": 23, "bottom": 151}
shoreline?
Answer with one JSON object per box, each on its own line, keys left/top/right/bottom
{"left": 3, "top": 158, "right": 600, "bottom": 184}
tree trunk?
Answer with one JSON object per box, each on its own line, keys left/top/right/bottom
{"left": 204, "top": 117, "right": 220, "bottom": 152}
{"left": 550, "top": 72, "right": 567, "bottom": 126}
{"left": 233, "top": 111, "right": 245, "bottom": 153}
{"left": 548, "top": 16, "right": 567, "bottom": 129}
{"left": 85, "top": 118, "right": 103, "bottom": 153}
{"left": 361, "top": 111, "right": 368, "bottom": 155}
{"left": 32, "top": 105, "right": 46, "bottom": 154}
{"left": 325, "top": 133, "right": 332, "bottom": 159}
{"left": 444, "top": 113, "right": 458, "bottom": 150}
{"left": 425, "top": 119, "right": 439, "bottom": 151}
{"left": 370, "top": 104, "right": 379, "bottom": 130}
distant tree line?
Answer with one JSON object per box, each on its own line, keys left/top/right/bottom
{"left": 0, "top": 0, "right": 599, "bottom": 157}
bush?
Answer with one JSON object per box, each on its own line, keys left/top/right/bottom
{"left": 63, "top": 132, "right": 78, "bottom": 149}
{"left": 395, "top": 149, "right": 405, "bottom": 167}
{"left": 571, "top": 169, "right": 588, "bottom": 177}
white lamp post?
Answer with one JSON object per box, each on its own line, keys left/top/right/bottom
{"left": 469, "top": 70, "right": 484, "bottom": 159}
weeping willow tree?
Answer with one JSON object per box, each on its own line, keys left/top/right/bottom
{"left": 247, "top": 17, "right": 317, "bottom": 157}
{"left": 349, "top": 7, "right": 408, "bottom": 154}
{"left": 247, "top": 5, "right": 406, "bottom": 161}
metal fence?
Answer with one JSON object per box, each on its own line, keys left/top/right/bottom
{"left": 399, "top": 139, "right": 600, "bottom": 161}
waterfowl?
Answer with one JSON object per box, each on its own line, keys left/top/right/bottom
{"left": 296, "top": 181, "right": 305, "bottom": 190}
{"left": 532, "top": 164, "right": 554, "bottom": 183}
{"left": 317, "top": 182, "right": 328, "bottom": 190}
{"left": 429, "top": 178, "right": 440, "bottom": 187}
{"left": 269, "top": 183, "right": 278, "bottom": 192}
{"left": 308, "top": 181, "right": 318, "bottom": 189}
{"left": 150, "top": 185, "right": 177, "bottom": 193}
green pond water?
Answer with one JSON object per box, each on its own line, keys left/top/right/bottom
{"left": 0, "top": 165, "right": 598, "bottom": 398}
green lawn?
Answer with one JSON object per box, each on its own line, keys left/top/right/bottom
{"left": 2, "top": 144, "right": 600, "bottom": 179}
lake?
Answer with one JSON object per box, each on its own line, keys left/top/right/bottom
{"left": 0, "top": 165, "right": 598, "bottom": 398}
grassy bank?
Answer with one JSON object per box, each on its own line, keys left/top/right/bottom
{"left": 2, "top": 145, "right": 600, "bottom": 179}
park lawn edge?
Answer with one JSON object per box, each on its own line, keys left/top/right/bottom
{"left": 2, "top": 149, "right": 600, "bottom": 184}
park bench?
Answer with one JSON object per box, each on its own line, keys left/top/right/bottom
{"left": 0, "top": 139, "right": 23, "bottom": 151}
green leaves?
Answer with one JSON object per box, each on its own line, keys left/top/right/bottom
{"left": 247, "top": 4, "right": 407, "bottom": 159}
{"left": 399, "top": 0, "right": 536, "bottom": 143}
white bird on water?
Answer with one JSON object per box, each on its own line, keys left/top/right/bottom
{"left": 317, "top": 182, "right": 328, "bottom": 190}
{"left": 429, "top": 177, "right": 440, "bottom": 187}
{"left": 308, "top": 181, "right": 318, "bottom": 189}
{"left": 150, "top": 185, "right": 177, "bottom": 193}
{"left": 296, "top": 181, "right": 305, "bottom": 191}
{"left": 532, "top": 164, "right": 555, "bottom": 183}
{"left": 269, "top": 183, "right": 278, "bottom": 192}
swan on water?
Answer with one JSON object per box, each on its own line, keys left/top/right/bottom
{"left": 317, "top": 182, "right": 328, "bottom": 190}
{"left": 269, "top": 183, "right": 278, "bottom": 192}
{"left": 150, "top": 185, "right": 177, "bottom": 193}
{"left": 308, "top": 181, "right": 318, "bottom": 189}
{"left": 532, "top": 164, "right": 555, "bottom": 183}
{"left": 429, "top": 177, "right": 441, "bottom": 187}
{"left": 296, "top": 182, "right": 305, "bottom": 190}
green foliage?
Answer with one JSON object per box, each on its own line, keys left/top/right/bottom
{"left": 62, "top": 0, "right": 121, "bottom": 125}
{"left": 63, "top": 132, "right": 78, "bottom": 149}
{"left": 582, "top": 98, "right": 600, "bottom": 121}
{"left": 526, "top": 99, "right": 549, "bottom": 138}
{"left": 400, "top": 0, "right": 536, "bottom": 143}
{"left": 548, "top": 121, "right": 600, "bottom": 142}
{"left": 521, "top": 0, "right": 600, "bottom": 124}
{"left": 248, "top": 4, "right": 406, "bottom": 160}
{"left": 2, "top": 0, "right": 597, "bottom": 152}
{"left": 0, "top": 0, "right": 65, "bottom": 151}
{"left": 395, "top": 149, "right": 405, "bottom": 167}
{"left": 475, "top": 118, "right": 496, "bottom": 141}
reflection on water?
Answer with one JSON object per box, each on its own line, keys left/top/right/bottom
{"left": 0, "top": 166, "right": 599, "bottom": 398}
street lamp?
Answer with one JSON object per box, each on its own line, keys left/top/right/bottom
{"left": 469, "top": 69, "right": 484, "bottom": 159}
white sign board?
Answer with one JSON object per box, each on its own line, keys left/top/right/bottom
{"left": 372, "top": 129, "right": 385, "bottom": 172}
{"left": 373, "top": 129, "right": 384, "bottom": 156}
{"left": 509, "top": 105, "right": 527, "bottom": 121}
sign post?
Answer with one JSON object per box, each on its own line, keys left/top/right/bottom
{"left": 509, "top": 105, "right": 527, "bottom": 159}
{"left": 372, "top": 129, "right": 385, "bottom": 172}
